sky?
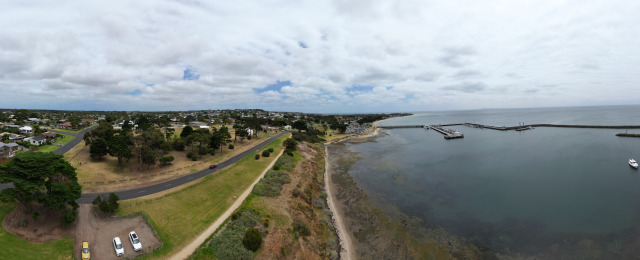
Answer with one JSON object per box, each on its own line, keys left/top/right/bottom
{"left": 1, "top": 0, "right": 639, "bottom": 113}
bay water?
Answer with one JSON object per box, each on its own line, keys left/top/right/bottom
{"left": 344, "top": 105, "right": 640, "bottom": 256}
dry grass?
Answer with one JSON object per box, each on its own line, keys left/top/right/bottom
{"left": 68, "top": 133, "right": 272, "bottom": 193}
{"left": 117, "top": 134, "right": 289, "bottom": 259}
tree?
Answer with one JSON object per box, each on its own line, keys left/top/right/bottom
{"left": 242, "top": 228, "right": 263, "bottom": 252}
{"left": 283, "top": 138, "right": 297, "bottom": 151}
{"left": 261, "top": 150, "right": 270, "bottom": 157}
{"left": 236, "top": 129, "right": 249, "bottom": 143}
{"left": 132, "top": 128, "right": 165, "bottom": 170}
{"left": 89, "top": 138, "right": 108, "bottom": 160}
{"left": 1, "top": 134, "right": 9, "bottom": 143}
{"left": 108, "top": 134, "right": 132, "bottom": 166}
{"left": 293, "top": 120, "right": 307, "bottom": 132}
{"left": 135, "top": 115, "right": 152, "bottom": 131}
{"left": 69, "top": 116, "right": 81, "bottom": 129}
{"left": 180, "top": 125, "right": 194, "bottom": 139}
{"left": 0, "top": 153, "right": 81, "bottom": 225}
{"left": 96, "top": 192, "right": 119, "bottom": 213}
{"left": 32, "top": 125, "right": 45, "bottom": 136}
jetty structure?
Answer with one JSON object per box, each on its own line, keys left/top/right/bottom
{"left": 377, "top": 123, "right": 640, "bottom": 138}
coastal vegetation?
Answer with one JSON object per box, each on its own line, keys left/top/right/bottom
{"left": 191, "top": 134, "right": 339, "bottom": 260}
{"left": 117, "top": 134, "right": 288, "bottom": 258}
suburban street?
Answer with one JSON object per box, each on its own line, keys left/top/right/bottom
{"left": 0, "top": 127, "right": 289, "bottom": 204}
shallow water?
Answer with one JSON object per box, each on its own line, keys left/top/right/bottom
{"left": 343, "top": 105, "right": 640, "bottom": 256}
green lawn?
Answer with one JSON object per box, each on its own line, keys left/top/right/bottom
{"left": 0, "top": 202, "right": 73, "bottom": 260}
{"left": 119, "top": 134, "right": 289, "bottom": 259}
{"left": 37, "top": 133, "right": 74, "bottom": 153}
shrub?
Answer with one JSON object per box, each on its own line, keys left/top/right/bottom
{"left": 292, "top": 188, "right": 302, "bottom": 198}
{"left": 32, "top": 212, "right": 39, "bottom": 222}
{"left": 228, "top": 144, "right": 234, "bottom": 149}
{"left": 292, "top": 218, "right": 311, "bottom": 236}
{"left": 255, "top": 154, "right": 260, "bottom": 160}
{"left": 252, "top": 170, "right": 291, "bottom": 197}
{"left": 261, "top": 150, "right": 270, "bottom": 157}
{"left": 187, "top": 151, "right": 195, "bottom": 159}
{"left": 172, "top": 139, "right": 185, "bottom": 151}
{"left": 63, "top": 209, "right": 77, "bottom": 226}
{"left": 272, "top": 165, "right": 280, "bottom": 171}
{"left": 247, "top": 135, "right": 252, "bottom": 140}
{"left": 285, "top": 149, "right": 294, "bottom": 156}
{"left": 92, "top": 195, "right": 102, "bottom": 206}
{"left": 192, "top": 156, "right": 198, "bottom": 161}
{"left": 242, "top": 228, "right": 263, "bottom": 252}
{"left": 274, "top": 154, "right": 295, "bottom": 171}
{"left": 160, "top": 155, "right": 175, "bottom": 166}
{"left": 268, "top": 148, "right": 274, "bottom": 153}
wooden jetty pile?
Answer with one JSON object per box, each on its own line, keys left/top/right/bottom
{"left": 430, "top": 125, "right": 464, "bottom": 139}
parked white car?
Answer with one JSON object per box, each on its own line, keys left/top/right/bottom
{"left": 129, "top": 231, "right": 142, "bottom": 251}
{"left": 113, "top": 237, "right": 125, "bottom": 256}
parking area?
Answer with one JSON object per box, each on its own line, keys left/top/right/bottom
{"left": 74, "top": 204, "right": 162, "bottom": 260}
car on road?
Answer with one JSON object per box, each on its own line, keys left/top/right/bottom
{"left": 129, "top": 231, "right": 142, "bottom": 251}
{"left": 209, "top": 164, "right": 217, "bottom": 169}
{"left": 113, "top": 237, "right": 124, "bottom": 256}
{"left": 81, "top": 241, "right": 90, "bottom": 260}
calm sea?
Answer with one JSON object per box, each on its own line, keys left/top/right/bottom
{"left": 346, "top": 105, "right": 640, "bottom": 256}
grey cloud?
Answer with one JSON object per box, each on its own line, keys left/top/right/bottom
{"left": 442, "top": 82, "right": 486, "bottom": 93}
{"left": 451, "top": 69, "right": 482, "bottom": 79}
{"left": 438, "top": 47, "right": 476, "bottom": 68}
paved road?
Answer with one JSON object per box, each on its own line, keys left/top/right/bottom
{"left": 47, "top": 126, "right": 98, "bottom": 155}
{"left": 2, "top": 126, "right": 289, "bottom": 204}
{"left": 77, "top": 131, "right": 289, "bottom": 204}
{"left": 0, "top": 126, "right": 97, "bottom": 190}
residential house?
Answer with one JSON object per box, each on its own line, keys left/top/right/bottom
{"left": 81, "top": 119, "right": 95, "bottom": 125}
{"left": 58, "top": 122, "right": 73, "bottom": 129}
{"left": 25, "top": 136, "right": 46, "bottom": 145}
{"left": 40, "top": 132, "right": 57, "bottom": 142}
{"left": 9, "top": 134, "right": 25, "bottom": 143}
{"left": 0, "top": 143, "right": 20, "bottom": 160}
{"left": 189, "top": 121, "right": 206, "bottom": 127}
{"left": 19, "top": 126, "right": 33, "bottom": 135}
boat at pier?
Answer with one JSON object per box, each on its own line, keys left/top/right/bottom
{"left": 630, "top": 159, "right": 638, "bottom": 169}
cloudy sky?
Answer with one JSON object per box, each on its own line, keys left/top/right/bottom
{"left": 1, "top": 0, "right": 639, "bottom": 113}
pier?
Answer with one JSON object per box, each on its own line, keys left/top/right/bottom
{"left": 428, "top": 125, "right": 464, "bottom": 139}
{"left": 377, "top": 125, "right": 424, "bottom": 129}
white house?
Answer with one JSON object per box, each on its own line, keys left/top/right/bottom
{"left": 284, "top": 125, "right": 292, "bottom": 130}
{"left": 25, "top": 136, "right": 46, "bottom": 145}
{"left": 246, "top": 128, "right": 254, "bottom": 136}
{"left": 19, "top": 126, "right": 33, "bottom": 134}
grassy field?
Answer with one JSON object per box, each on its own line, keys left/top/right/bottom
{"left": 118, "top": 134, "right": 289, "bottom": 259}
{"left": 37, "top": 133, "right": 74, "bottom": 153}
{"left": 0, "top": 202, "right": 73, "bottom": 260}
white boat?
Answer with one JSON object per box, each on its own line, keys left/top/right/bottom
{"left": 630, "top": 159, "right": 638, "bottom": 169}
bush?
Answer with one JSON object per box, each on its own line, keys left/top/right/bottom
{"left": 261, "top": 150, "right": 270, "bottom": 157}
{"left": 92, "top": 195, "right": 102, "bottom": 206}
{"left": 285, "top": 149, "right": 294, "bottom": 157}
{"left": 228, "top": 144, "right": 234, "bottom": 149}
{"left": 292, "top": 188, "right": 302, "bottom": 198}
{"left": 272, "top": 165, "right": 280, "bottom": 171}
{"left": 172, "top": 139, "right": 185, "bottom": 151}
{"left": 210, "top": 209, "right": 260, "bottom": 259}
{"left": 292, "top": 218, "right": 311, "bottom": 236}
{"left": 274, "top": 154, "right": 295, "bottom": 171}
{"left": 252, "top": 170, "right": 291, "bottom": 197}
{"left": 268, "top": 148, "right": 274, "bottom": 153}
{"left": 247, "top": 135, "right": 252, "bottom": 140}
{"left": 255, "top": 154, "right": 260, "bottom": 160}
{"left": 242, "top": 228, "right": 263, "bottom": 252}
{"left": 97, "top": 193, "right": 119, "bottom": 213}
{"left": 62, "top": 209, "right": 77, "bottom": 226}
{"left": 186, "top": 152, "right": 195, "bottom": 159}
{"left": 160, "top": 155, "right": 175, "bottom": 166}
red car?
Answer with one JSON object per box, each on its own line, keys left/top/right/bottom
{"left": 209, "top": 164, "right": 217, "bottom": 169}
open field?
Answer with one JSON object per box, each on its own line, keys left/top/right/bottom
{"left": 66, "top": 132, "right": 272, "bottom": 193}
{"left": 117, "top": 134, "right": 289, "bottom": 259}
{"left": 0, "top": 202, "right": 73, "bottom": 260}
{"left": 37, "top": 133, "right": 74, "bottom": 153}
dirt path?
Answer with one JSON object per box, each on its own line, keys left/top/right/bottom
{"left": 168, "top": 148, "right": 286, "bottom": 260}
{"left": 324, "top": 145, "right": 356, "bottom": 260}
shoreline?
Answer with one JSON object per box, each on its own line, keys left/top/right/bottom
{"left": 322, "top": 115, "right": 404, "bottom": 260}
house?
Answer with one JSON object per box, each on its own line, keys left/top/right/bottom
{"left": 0, "top": 143, "right": 20, "bottom": 159}
{"left": 199, "top": 125, "right": 210, "bottom": 129}
{"left": 81, "top": 119, "right": 95, "bottom": 125}
{"left": 19, "top": 126, "right": 33, "bottom": 135}
{"left": 24, "top": 136, "right": 46, "bottom": 145}
{"left": 189, "top": 121, "right": 206, "bottom": 127}
{"left": 40, "top": 132, "right": 57, "bottom": 142}
{"left": 9, "top": 134, "right": 25, "bottom": 142}
{"left": 58, "top": 122, "right": 73, "bottom": 129}
{"left": 284, "top": 125, "right": 292, "bottom": 130}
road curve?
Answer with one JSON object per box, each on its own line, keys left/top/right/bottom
{"left": 77, "top": 132, "right": 289, "bottom": 204}
{"left": 0, "top": 126, "right": 97, "bottom": 190}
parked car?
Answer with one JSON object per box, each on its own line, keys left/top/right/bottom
{"left": 209, "top": 164, "right": 217, "bottom": 169}
{"left": 129, "top": 231, "right": 142, "bottom": 251}
{"left": 81, "top": 241, "right": 90, "bottom": 260}
{"left": 113, "top": 237, "right": 125, "bottom": 256}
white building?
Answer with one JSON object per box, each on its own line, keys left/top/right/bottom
{"left": 25, "top": 136, "right": 46, "bottom": 145}
{"left": 19, "top": 126, "right": 33, "bottom": 134}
